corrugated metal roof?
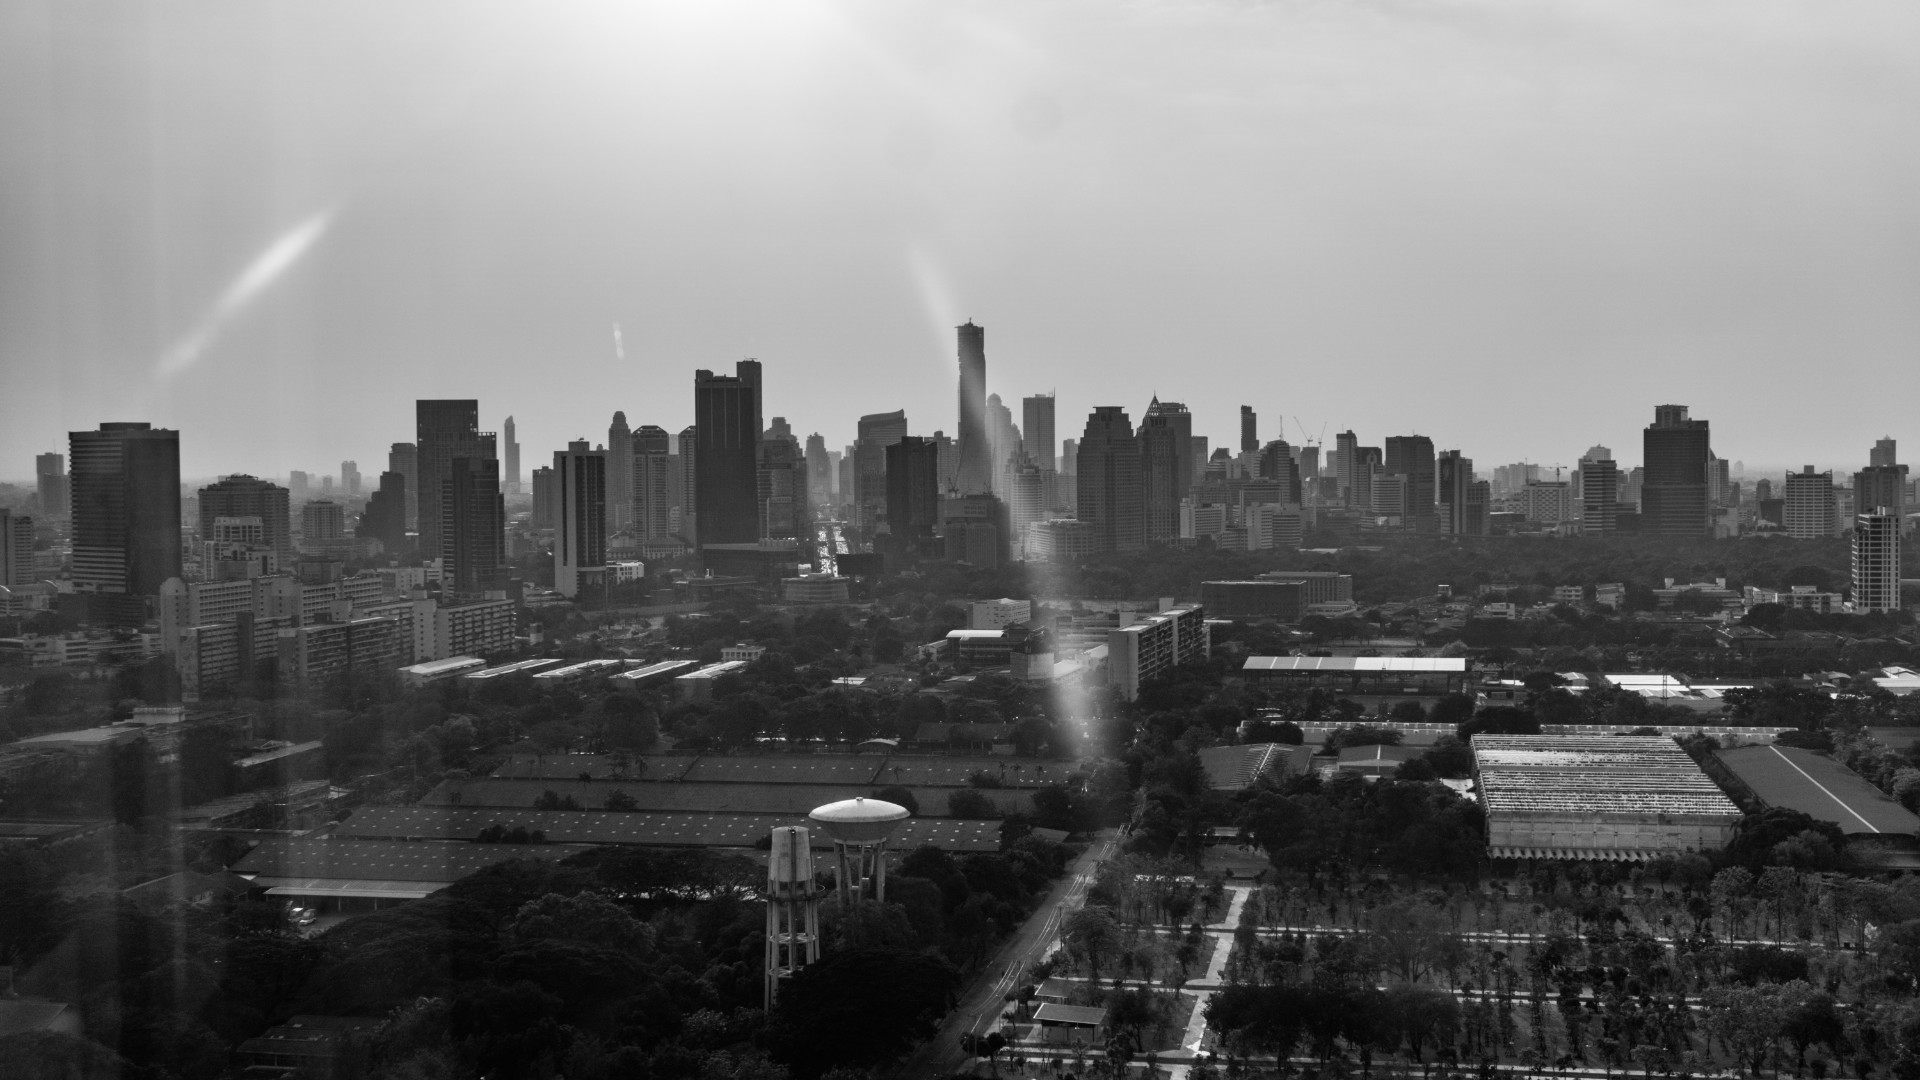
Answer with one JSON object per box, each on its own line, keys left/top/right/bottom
{"left": 1243, "top": 656, "right": 1468, "bottom": 673}
{"left": 1717, "top": 744, "right": 1920, "bottom": 835}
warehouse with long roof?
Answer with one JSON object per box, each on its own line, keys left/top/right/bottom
{"left": 1471, "top": 735, "right": 1742, "bottom": 860}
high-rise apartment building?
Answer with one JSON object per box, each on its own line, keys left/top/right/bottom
{"left": 1579, "top": 446, "right": 1619, "bottom": 535}
{"left": 1384, "top": 435, "right": 1436, "bottom": 529}
{"left": 607, "top": 411, "right": 633, "bottom": 533}
{"left": 554, "top": 441, "right": 606, "bottom": 598}
{"left": 1855, "top": 437, "right": 1906, "bottom": 525}
{"left": 416, "top": 400, "right": 484, "bottom": 558}
{"left": 503, "top": 416, "right": 521, "bottom": 495}
{"left": 442, "top": 457, "right": 504, "bottom": 595}
{"left": 388, "top": 442, "right": 419, "bottom": 530}
{"left": 885, "top": 436, "right": 940, "bottom": 552}
{"left": 1076, "top": 407, "right": 1144, "bottom": 553}
{"left": 69, "top": 422, "right": 182, "bottom": 611}
{"left": 955, "top": 321, "right": 990, "bottom": 494}
{"left": 1439, "top": 450, "right": 1488, "bottom": 536}
{"left": 1022, "top": 394, "right": 1056, "bottom": 472}
{"left": 694, "top": 362, "right": 761, "bottom": 547}
{"left": 198, "top": 475, "right": 293, "bottom": 567}
{"left": 677, "top": 426, "right": 698, "bottom": 543}
{"left": 1783, "top": 467, "right": 1838, "bottom": 540}
{"left": 1240, "top": 406, "right": 1258, "bottom": 455}
{"left": 1641, "top": 405, "right": 1712, "bottom": 537}
{"left": 35, "top": 452, "right": 68, "bottom": 517}
{"left": 1872, "top": 437, "right": 1898, "bottom": 469}
{"left": 301, "top": 501, "right": 346, "bottom": 546}
{"left": 1854, "top": 510, "right": 1901, "bottom": 613}
{"left": 340, "top": 461, "right": 361, "bottom": 497}
{"left": 633, "top": 425, "right": 673, "bottom": 540}
{"left": 1138, "top": 407, "right": 1183, "bottom": 543}
{"left": 531, "top": 466, "right": 557, "bottom": 530}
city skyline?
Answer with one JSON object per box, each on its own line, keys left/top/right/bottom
{"left": 7, "top": 2, "right": 1920, "bottom": 477}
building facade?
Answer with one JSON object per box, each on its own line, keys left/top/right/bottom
{"left": 1076, "top": 406, "right": 1144, "bottom": 554}
{"left": 555, "top": 440, "right": 607, "bottom": 598}
{"left": 1641, "top": 405, "right": 1712, "bottom": 537}
{"left": 1854, "top": 511, "right": 1901, "bottom": 613}
{"left": 70, "top": 422, "right": 182, "bottom": 618}
{"left": 694, "top": 361, "right": 762, "bottom": 547}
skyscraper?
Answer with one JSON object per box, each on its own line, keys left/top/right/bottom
{"left": 1022, "top": 393, "right": 1056, "bottom": 472}
{"left": 416, "top": 400, "right": 483, "bottom": 559}
{"left": 1641, "top": 405, "right": 1712, "bottom": 537}
{"left": 955, "top": 321, "right": 990, "bottom": 494}
{"left": 198, "top": 475, "right": 293, "bottom": 567}
{"left": 340, "top": 461, "right": 361, "bottom": 497}
{"left": 554, "top": 440, "right": 606, "bottom": 598}
{"left": 0, "top": 509, "right": 36, "bottom": 588}
{"left": 1077, "top": 406, "right": 1144, "bottom": 554}
{"left": 1783, "top": 467, "right": 1838, "bottom": 539}
{"left": 633, "top": 425, "right": 673, "bottom": 540}
{"left": 1138, "top": 407, "right": 1182, "bottom": 543}
{"left": 677, "top": 426, "right": 698, "bottom": 543}
{"left": 607, "top": 411, "right": 633, "bottom": 534}
{"left": 1579, "top": 446, "right": 1619, "bottom": 535}
{"left": 389, "top": 442, "right": 419, "bottom": 530}
{"left": 442, "top": 456, "right": 505, "bottom": 594}
{"left": 1258, "top": 441, "right": 1299, "bottom": 503}
{"left": 1438, "top": 450, "right": 1487, "bottom": 536}
{"left": 1854, "top": 509, "right": 1901, "bottom": 613}
{"left": 35, "top": 452, "right": 67, "bottom": 517}
{"left": 805, "top": 433, "right": 831, "bottom": 504}
{"left": 1384, "top": 435, "right": 1436, "bottom": 528}
{"left": 361, "top": 472, "right": 408, "bottom": 553}
{"left": 1143, "top": 399, "right": 1194, "bottom": 507}
{"left": 1240, "top": 406, "right": 1257, "bottom": 455}
{"left": 694, "top": 361, "right": 761, "bottom": 547}
{"left": 885, "top": 436, "right": 940, "bottom": 553}
{"left": 503, "top": 415, "right": 521, "bottom": 494}
{"left": 986, "top": 393, "right": 1021, "bottom": 493}
{"left": 854, "top": 410, "right": 908, "bottom": 532}
{"left": 1334, "top": 430, "right": 1358, "bottom": 503}
{"left": 301, "top": 501, "right": 346, "bottom": 546}
{"left": 1855, "top": 437, "right": 1907, "bottom": 524}
{"left": 531, "top": 466, "right": 557, "bottom": 530}
{"left": 69, "top": 422, "right": 181, "bottom": 613}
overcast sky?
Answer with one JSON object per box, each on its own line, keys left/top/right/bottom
{"left": 4, "top": 0, "right": 1917, "bottom": 483}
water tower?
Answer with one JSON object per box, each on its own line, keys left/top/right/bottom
{"left": 807, "top": 796, "right": 911, "bottom": 905}
{"left": 763, "top": 825, "right": 821, "bottom": 1008}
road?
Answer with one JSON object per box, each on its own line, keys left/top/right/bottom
{"left": 886, "top": 829, "right": 1123, "bottom": 1080}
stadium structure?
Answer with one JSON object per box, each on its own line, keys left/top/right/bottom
{"left": 1471, "top": 735, "right": 1741, "bottom": 860}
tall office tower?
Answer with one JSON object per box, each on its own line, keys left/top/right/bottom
{"left": 1783, "top": 467, "right": 1838, "bottom": 539}
{"left": 1872, "top": 437, "right": 1898, "bottom": 468}
{"left": 1854, "top": 510, "right": 1902, "bottom": 613}
{"left": 554, "top": 441, "right": 606, "bottom": 598}
{"left": 340, "top": 461, "right": 361, "bottom": 497}
{"left": 388, "top": 442, "right": 419, "bottom": 530}
{"left": 1350, "top": 446, "right": 1382, "bottom": 514}
{"left": 198, "top": 475, "right": 293, "bottom": 566}
{"left": 442, "top": 457, "right": 505, "bottom": 593}
{"left": 1008, "top": 463, "right": 1048, "bottom": 557}
{"left": 1258, "top": 441, "right": 1299, "bottom": 502}
{"left": 757, "top": 433, "right": 802, "bottom": 540}
{"left": 955, "top": 321, "right": 990, "bottom": 494}
{"left": 606, "top": 411, "right": 633, "bottom": 533}
{"left": 531, "top": 466, "right": 557, "bottom": 529}
{"left": 885, "top": 436, "right": 940, "bottom": 553}
{"left": 503, "top": 415, "right": 521, "bottom": 494}
{"left": 805, "top": 433, "right": 831, "bottom": 504}
{"left": 1579, "top": 446, "right": 1619, "bottom": 535}
{"left": 854, "top": 410, "right": 908, "bottom": 531}
{"left": 0, "top": 509, "right": 35, "bottom": 588}
{"left": 931, "top": 433, "right": 955, "bottom": 493}
{"left": 1138, "top": 407, "right": 1182, "bottom": 543}
{"left": 1076, "top": 406, "right": 1145, "bottom": 553}
{"left": 69, "top": 423, "right": 181, "bottom": 613}
{"left": 288, "top": 471, "right": 311, "bottom": 502}
{"left": 677, "top": 426, "right": 698, "bottom": 543}
{"left": 694, "top": 361, "right": 761, "bottom": 547}
{"left": 1240, "top": 406, "right": 1257, "bottom": 454}
{"left": 1438, "top": 450, "right": 1477, "bottom": 535}
{"left": 838, "top": 447, "right": 856, "bottom": 508}
{"left": 1190, "top": 436, "right": 1209, "bottom": 486}
{"left": 1143, "top": 399, "right": 1195, "bottom": 504}
{"left": 360, "top": 472, "right": 409, "bottom": 553}
{"left": 301, "top": 501, "right": 346, "bottom": 545}
{"left": 1022, "top": 393, "right": 1056, "bottom": 472}
{"left": 1384, "top": 435, "right": 1436, "bottom": 528}
{"left": 633, "top": 425, "right": 673, "bottom": 540}
{"left": 416, "top": 400, "right": 483, "bottom": 558}
{"left": 1334, "top": 430, "right": 1358, "bottom": 502}
{"left": 35, "top": 453, "right": 68, "bottom": 517}
{"left": 1297, "top": 444, "right": 1320, "bottom": 484}
{"left": 1754, "top": 477, "right": 1773, "bottom": 503}
{"left": 1640, "top": 405, "right": 1712, "bottom": 536}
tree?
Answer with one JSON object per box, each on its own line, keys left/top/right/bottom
{"left": 604, "top": 788, "right": 637, "bottom": 811}
{"left": 770, "top": 947, "right": 961, "bottom": 1077}
{"left": 1064, "top": 906, "right": 1122, "bottom": 986}
{"left": 947, "top": 789, "right": 998, "bottom": 819}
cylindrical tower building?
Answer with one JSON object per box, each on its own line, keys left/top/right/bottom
{"left": 763, "top": 825, "right": 821, "bottom": 1007}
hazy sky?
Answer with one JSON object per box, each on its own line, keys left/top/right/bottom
{"left": 4, "top": 1, "right": 1917, "bottom": 482}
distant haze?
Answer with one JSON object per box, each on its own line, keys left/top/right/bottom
{"left": 5, "top": 1, "right": 1917, "bottom": 479}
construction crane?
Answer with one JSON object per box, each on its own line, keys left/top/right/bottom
{"left": 1292, "top": 417, "right": 1326, "bottom": 447}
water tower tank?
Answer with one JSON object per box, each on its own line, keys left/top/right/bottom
{"left": 808, "top": 797, "right": 910, "bottom": 845}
